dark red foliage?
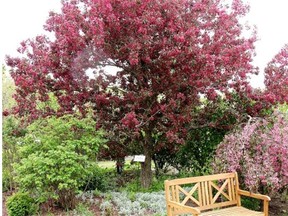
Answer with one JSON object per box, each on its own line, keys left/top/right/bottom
{"left": 3, "top": 110, "right": 9, "bottom": 117}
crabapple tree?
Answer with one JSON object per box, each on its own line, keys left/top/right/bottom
{"left": 7, "top": 0, "right": 262, "bottom": 187}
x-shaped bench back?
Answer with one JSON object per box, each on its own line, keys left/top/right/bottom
{"left": 166, "top": 173, "right": 239, "bottom": 211}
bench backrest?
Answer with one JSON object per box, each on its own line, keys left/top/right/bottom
{"left": 165, "top": 172, "right": 240, "bottom": 211}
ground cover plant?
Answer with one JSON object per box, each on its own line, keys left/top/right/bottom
{"left": 100, "top": 191, "right": 166, "bottom": 216}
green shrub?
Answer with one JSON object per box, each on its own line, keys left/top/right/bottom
{"left": 2, "top": 116, "right": 26, "bottom": 192}
{"left": 175, "top": 127, "right": 225, "bottom": 173}
{"left": 124, "top": 175, "right": 165, "bottom": 193}
{"left": 6, "top": 192, "right": 38, "bottom": 216}
{"left": 153, "top": 98, "right": 238, "bottom": 175}
{"left": 153, "top": 127, "right": 226, "bottom": 176}
{"left": 14, "top": 115, "right": 106, "bottom": 210}
{"left": 148, "top": 176, "right": 166, "bottom": 192}
{"left": 124, "top": 180, "right": 141, "bottom": 192}
{"left": 80, "top": 167, "right": 116, "bottom": 192}
{"left": 2, "top": 171, "right": 12, "bottom": 193}
{"left": 241, "top": 197, "right": 261, "bottom": 211}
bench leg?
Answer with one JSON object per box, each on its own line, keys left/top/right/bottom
{"left": 263, "top": 200, "right": 269, "bottom": 216}
{"left": 167, "top": 206, "right": 172, "bottom": 216}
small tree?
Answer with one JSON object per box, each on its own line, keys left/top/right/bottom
{"left": 213, "top": 112, "right": 288, "bottom": 195}
{"left": 2, "top": 116, "right": 26, "bottom": 192}
{"left": 2, "top": 66, "right": 22, "bottom": 191}
{"left": 14, "top": 115, "right": 106, "bottom": 209}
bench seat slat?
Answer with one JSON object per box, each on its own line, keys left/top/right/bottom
{"left": 201, "top": 206, "right": 264, "bottom": 216}
{"left": 198, "top": 200, "right": 237, "bottom": 211}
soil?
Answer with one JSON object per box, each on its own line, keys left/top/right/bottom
{"left": 269, "top": 195, "right": 288, "bottom": 216}
{"left": 2, "top": 191, "right": 13, "bottom": 216}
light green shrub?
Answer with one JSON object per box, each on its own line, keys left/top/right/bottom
{"left": 14, "top": 115, "right": 106, "bottom": 209}
{"left": 6, "top": 192, "right": 38, "bottom": 216}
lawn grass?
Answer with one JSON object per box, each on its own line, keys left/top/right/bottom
{"left": 98, "top": 160, "right": 115, "bottom": 169}
{"left": 98, "top": 157, "right": 155, "bottom": 170}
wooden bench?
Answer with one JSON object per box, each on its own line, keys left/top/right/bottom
{"left": 164, "top": 172, "right": 271, "bottom": 216}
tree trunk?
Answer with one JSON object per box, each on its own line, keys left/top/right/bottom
{"left": 140, "top": 131, "right": 153, "bottom": 188}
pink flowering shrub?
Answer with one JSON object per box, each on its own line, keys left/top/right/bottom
{"left": 213, "top": 112, "right": 288, "bottom": 195}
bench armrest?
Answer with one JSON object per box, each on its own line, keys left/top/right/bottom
{"left": 167, "top": 200, "right": 201, "bottom": 215}
{"left": 237, "top": 189, "right": 270, "bottom": 216}
{"left": 237, "top": 189, "right": 271, "bottom": 201}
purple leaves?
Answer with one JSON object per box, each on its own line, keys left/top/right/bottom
{"left": 121, "top": 112, "right": 140, "bottom": 129}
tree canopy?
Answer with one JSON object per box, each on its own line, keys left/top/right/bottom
{"left": 264, "top": 44, "right": 288, "bottom": 103}
{"left": 6, "top": 0, "right": 273, "bottom": 187}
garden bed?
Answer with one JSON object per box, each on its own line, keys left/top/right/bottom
{"left": 3, "top": 190, "right": 288, "bottom": 216}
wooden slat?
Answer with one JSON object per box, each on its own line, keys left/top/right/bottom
{"left": 165, "top": 173, "right": 236, "bottom": 186}
{"left": 175, "top": 185, "right": 180, "bottom": 203}
{"left": 263, "top": 200, "right": 269, "bottom": 216}
{"left": 237, "top": 190, "right": 271, "bottom": 201}
{"left": 167, "top": 200, "right": 200, "bottom": 215}
{"left": 198, "top": 200, "right": 237, "bottom": 211}
{"left": 235, "top": 172, "right": 241, "bottom": 206}
{"left": 211, "top": 179, "right": 230, "bottom": 203}
{"left": 228, "top": 178, "right": 232, "bottom": 201}
{"left": 201, "top": 206, "right": 264, "bottom": 216}
{"left": 204, "top": 181, "right": 210, "bottom": 205}
{"left": 230, "top": 178, "right": 236, "bottom": 201}
{"left": 209, "top": 181, "right": 213, "bottom": 206}
{"left": 201, "top": 181, "right": 207, "bottom": 206}
{"left": 179, "top": 183, "right": 200, "bottom": 206}
{"left": 164, "top": 180, "right": 172, "bottom": 216}
{"left": 198, "top": 181, "right": 203, "bottom": 206}
{"left": 171, "top": 185, "right": 176, "bottom": 201}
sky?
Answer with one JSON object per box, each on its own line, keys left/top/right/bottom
{"left": 1, "top": 0, "right": 288, "bottom": 88}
